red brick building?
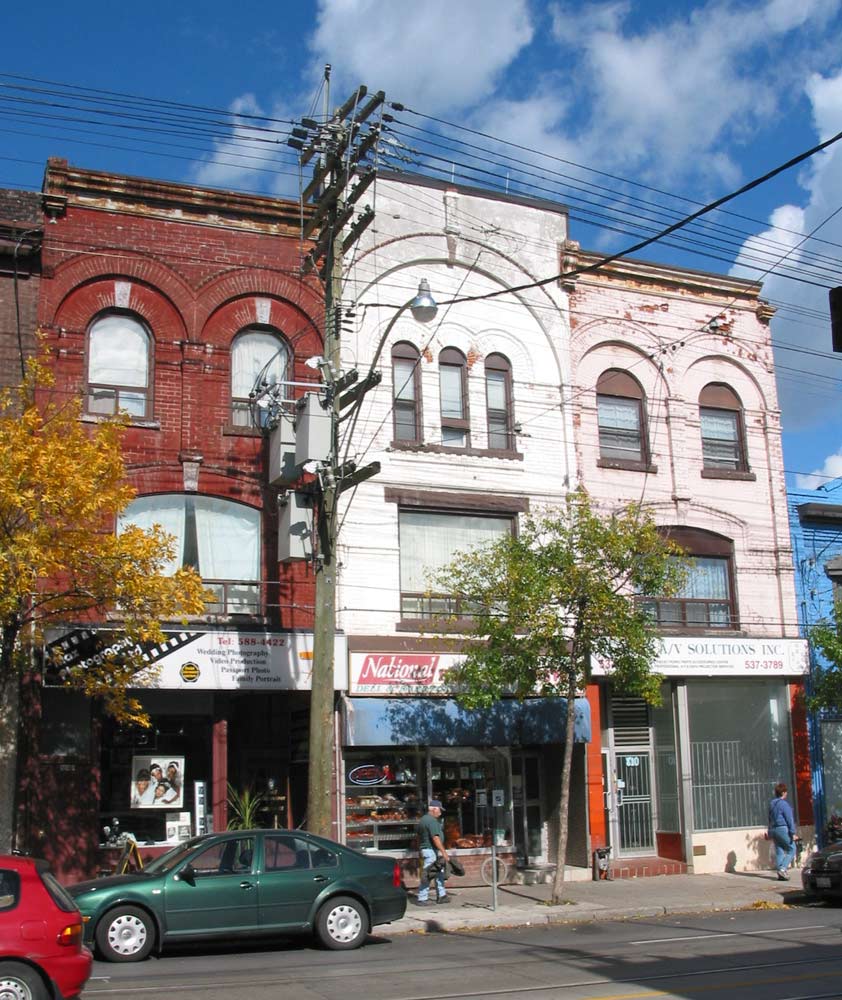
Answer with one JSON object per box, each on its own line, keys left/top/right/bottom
{"left": 20, "top": 161, "right": 326, "bottom": 878}
{"left": 0, "top": 188, "right": 41, "bottom": 388}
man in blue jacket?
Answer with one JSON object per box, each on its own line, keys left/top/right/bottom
{"left": 768, "top": 782, "right": 797, "bottom": 880}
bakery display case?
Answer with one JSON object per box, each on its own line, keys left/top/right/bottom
{"left": 344, "top": 751, "right": 423, "bottom": 852}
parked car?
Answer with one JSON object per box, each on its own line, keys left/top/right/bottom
{"left": 68, "top": 829, "right": 406, "bottom": 961}
{"left": 801, "top": 843, "right": 842, "bottom": 900}
{"left": 0, "top": 854, "right": 92, "bottom": 1000}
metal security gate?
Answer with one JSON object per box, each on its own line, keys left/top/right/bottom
{"left": 611, "top": 698, "right": 656, "bottom": 856}
{"left": 616, "top": 752, "right": 654, "bottom": 852}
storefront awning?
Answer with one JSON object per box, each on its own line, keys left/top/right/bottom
{"left": 343, "top": 697, "right": 591, "bottom": 747}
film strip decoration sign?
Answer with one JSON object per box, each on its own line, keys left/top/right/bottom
{"left": 44, "top": 628, "right": 202, "bottom": 686}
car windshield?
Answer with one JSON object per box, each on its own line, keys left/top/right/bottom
{"left": 144, "top": 838, "right": 206, "bottom": 874}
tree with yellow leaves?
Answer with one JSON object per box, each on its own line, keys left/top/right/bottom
{"left": 0, "top": 359, "right": 207, "bottom": 849}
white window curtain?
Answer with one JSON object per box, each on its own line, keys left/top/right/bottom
{"left": 399, "top": 511, "right": 510, "bottom": 592}
{"left": 598, "top": 396, "right": 641, "bottom": 458}
{"left": 486, "top": 370, "right": 506, "bottom": 411}
{"left": 440, "top": 366, "right": 464, "bottom": 419}
{"left": 679, "top": 557, "right": 729, "bottom": 600}
{"left": 117, "top": 495, "right": 186, "bottom": 575}
{"left": 89, "top": 314, "right": 149, "bottom": 387}
{"left": 394, "top": 358, "right": 416, "bottom": 403}
{"left": 194, "top": 497, "right": 260, "bottom": 580}
{"left": 231, "top": 330, "right": 288, "bottom": 400}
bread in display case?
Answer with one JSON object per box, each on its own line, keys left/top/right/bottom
{"left": 344, "top": 752, "right": 422, "bottom": 851}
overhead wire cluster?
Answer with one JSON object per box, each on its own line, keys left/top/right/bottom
{"left": 3, "top": 71, "right": 842, "bottom": 488}
{"left": 1, "top": 71, "right": 841, "bottom": 292}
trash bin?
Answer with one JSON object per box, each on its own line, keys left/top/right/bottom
{"left": 592, "top": 846, "right": 612, "bottom": 881}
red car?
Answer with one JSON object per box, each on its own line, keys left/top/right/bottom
{"left": 0, "top": 854, "right": 92, "bottom": 1000}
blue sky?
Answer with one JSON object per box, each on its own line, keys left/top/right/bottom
{"left": 4, "top": 0, "right": 842, "bottom": 487}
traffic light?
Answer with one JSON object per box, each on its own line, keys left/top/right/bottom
{"left": 831, "top": 286, "right": 842, "bottom": 353}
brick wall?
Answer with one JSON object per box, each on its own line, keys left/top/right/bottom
{"left": 37, "top": 164, "right": 324, "bottom": 629}
{"left": 0, "top": 188, "right": 42, "bottom": 391}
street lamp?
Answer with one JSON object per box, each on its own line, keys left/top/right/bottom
{"left": 366, "top": 278, "right": 439, "bottom": 376}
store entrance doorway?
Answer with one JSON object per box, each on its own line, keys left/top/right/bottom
{"left": 512, "top": 752, "right": 543, "bottom": 864}
{"left": 615, "top": 750, "right": 655, "bottom": 854}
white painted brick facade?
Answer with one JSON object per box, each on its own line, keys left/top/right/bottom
{"left": 337, "top": 177, "right": 575, "bottom": 638}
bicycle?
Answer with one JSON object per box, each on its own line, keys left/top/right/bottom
{"left": 480, "top": 853, "right": 509, "bottom": 886}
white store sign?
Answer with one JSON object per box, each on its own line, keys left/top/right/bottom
{"left": 348, "top": 651, "right": 464, "bottom": 694}
{"left": 348, "top": 636, "right": 809, "bottom": 695}
{"left": 45, "top": 629, "right": 347, "bottom": 691}
{"left": 593, "top": 636, "right": 809, "bottom": 677}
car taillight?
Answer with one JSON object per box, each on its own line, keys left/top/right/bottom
{"left": 57, "top": 922, "right": 83, "bottom": 947}
{"left": 392, "top": 861, "right": 402, "bottom": 888}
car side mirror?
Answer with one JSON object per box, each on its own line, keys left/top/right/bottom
{"left": 177, "top": 863, "right": 196, "bottom": 885}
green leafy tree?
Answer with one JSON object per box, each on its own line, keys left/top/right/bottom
{"left": 0, "top": 358, "right": 208, "bottom": 850}
{"left": 806, "top": 607, "right": 842, "bottom": 711}
{"left": 432, "top": 491, "right": 684, "bottom": 903}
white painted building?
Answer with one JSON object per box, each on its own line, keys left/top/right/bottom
{"left": 335, "top": 175, "right": 587, "bottom": 873}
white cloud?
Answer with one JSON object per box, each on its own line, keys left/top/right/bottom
{"left": 542, "top": 0, "right": 837, "bottom": 187}
{"left": 730, "top": 66, "right": 842, "bottom": 432}
{"left": 796, "top": 450, "right": 842, "bottom": 490}
{"left": 192, "top": 94, "right": 299, "bottom": 198}
{"left": 309, "top": 0, "right": 534, "bottom": 114}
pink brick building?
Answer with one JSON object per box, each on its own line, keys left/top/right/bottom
{"left": 567, "top": 246, "right": 809, "bottom": 874}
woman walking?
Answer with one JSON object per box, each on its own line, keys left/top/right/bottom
{"left": 768, "top": 782, "right": 797, "bottom": 880}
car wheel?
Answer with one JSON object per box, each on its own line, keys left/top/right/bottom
{"left": 315, "top": 895, "right": 368, "bottom": 950}
{"left": 96, "top": 905, "right": 155, "bottom": 962}
{"left": 0, "top": 961, "right": 49, "bottom": 1000}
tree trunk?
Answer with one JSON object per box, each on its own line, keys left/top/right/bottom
{"left": 0, "top": 629, "right": 21, "bottom": 852}
{"left": 550, "top": 673, "right": 579, "bottom": 904}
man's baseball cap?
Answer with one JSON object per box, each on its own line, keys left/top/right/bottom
{"left": 429, "top": 799, "right": 443, "bottom": 810}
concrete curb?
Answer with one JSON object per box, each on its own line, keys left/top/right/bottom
{"left": 386, "top": 887, "right": 809, "bottom": 937}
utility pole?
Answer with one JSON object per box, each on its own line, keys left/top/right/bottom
{"left": 288, "top": 75, "right": 385, "bottom": 838}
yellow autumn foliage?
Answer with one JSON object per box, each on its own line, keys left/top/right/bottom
{"left": 0, "top": 356, "right": 208, "bottom": 724}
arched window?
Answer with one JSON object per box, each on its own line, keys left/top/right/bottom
{"left": 231, "top": 327, "right": 289, "bottom": 427}
{"left": 86, "top": 312, "right": 151, "bottom": 418}
{"left": 639, "top": 527, "right": 736, "bottom": 631}
{"left": 439, "top": 347, "right": 468, "bottom": 447}
{"left": 485, "top": 353, "right": 514, "bottom": 451}
{"left": 596, "top": 369, "right": 648, "bottom": 465}
{"left": 118, "top": 494, "right": 261, "bottom": 615}
{"left": 392, "top": 342, "right": 422, "bottom": 443}
{"left": 699, "top": 383, "right": 747, "bottom": 471}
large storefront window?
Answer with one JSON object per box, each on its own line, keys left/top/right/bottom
{"left": 343, "top": 747, "right": 514, "bottom": 853}
{"left": 688, "top": 680, "right": 793, "bottom": 831}
{"left": 652, "top": 685, "right": 680, "bottom": 832}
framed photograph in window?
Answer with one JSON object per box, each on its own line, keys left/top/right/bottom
{"left": 130, "top": 755, "right": 185, "bottom": 809}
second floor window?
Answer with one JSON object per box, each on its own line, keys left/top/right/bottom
{"left": 118, "top": 494, "right": 261, "bottom": 615}
{"left": 639, "top": 528, "right": 736, "bottom": 631}
{"left": 398, "top": 509, "right": 512, "bottom": 618}
{"left": 439, "top": 348, "right": 469, "bottom": 447}
{"left": 485, "top": 353, "right": 514, "bottom": 450}
{"left": 231, "top": 328, "right": 289, "bottom": 427}
{"left": 596, "top": 369, "right": 647, "bottom": 464}
{"left": 392, "top": 342, "right": 421, "bottom": 443}
{"left": 699, "top": 383, "right": 747, "bottom": 471}
{"left": 86, "top": 312, "right": 151, "bottom": 419}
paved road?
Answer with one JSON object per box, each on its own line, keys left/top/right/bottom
{"left": 82, "top": 902, "right": 842, "bottom": 1000}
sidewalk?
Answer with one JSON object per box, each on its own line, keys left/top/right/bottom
{"left": 387, "top": 870, "right": 808, "bottom": 936}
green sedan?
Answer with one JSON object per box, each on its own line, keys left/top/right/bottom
{"left": 67, "top": 829, "right": 407, "bottom": 961}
